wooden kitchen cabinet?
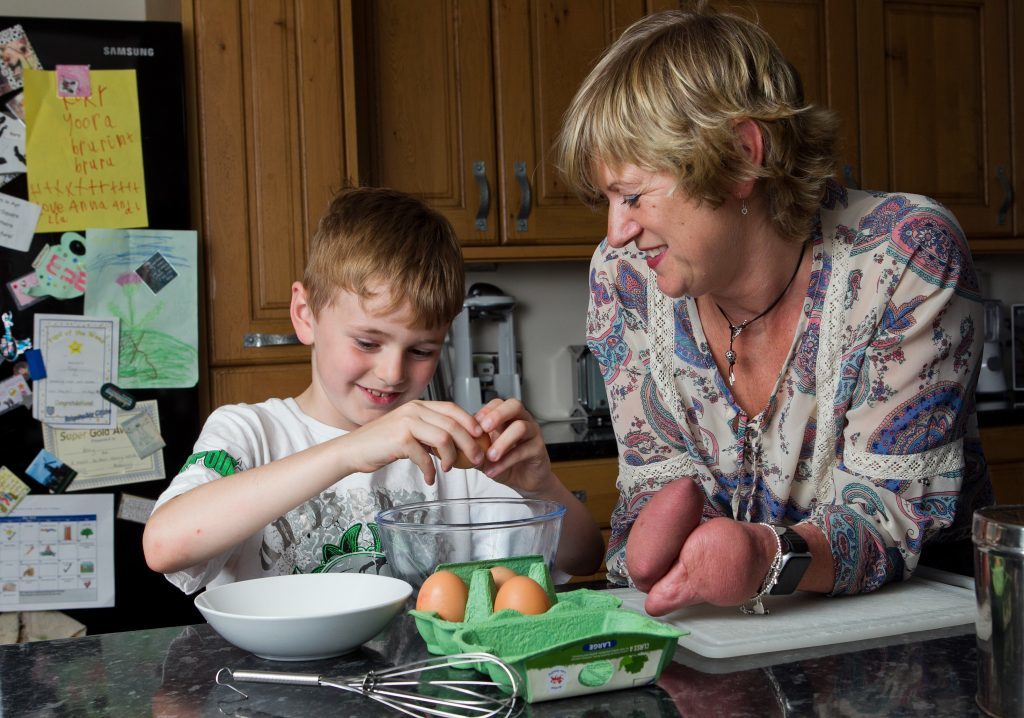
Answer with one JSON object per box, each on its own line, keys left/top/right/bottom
{"left": 352, "top": 0, "right": 673, "bottom": 262}
{"left": 554, "top": 457, "right": 619, "bottom": 582}
{"left": 980, "top": 425, "right": 1024, "bottom": 504}
{"left": 713, "top": 1, "right": 861, "bottom": 190}
{"left": 723, "top": 0, "right": 1017, "bottom": 247}
{"left": 856, "top": 0, "right": 1015, "bottom": 243}
{"left": 186, "top": 0, "right": 359, "bottom": 410}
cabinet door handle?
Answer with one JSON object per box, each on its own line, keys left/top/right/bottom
{"left": 997, "top": 166, "right": 1013, "bottom": 227}
{"left": 243, "top": 333, "right": 299, "bottom": 348}
{"left": 572, "top": 489, "right": 587, "bottom": 504}
{"left": 473, "top": 160, "right": 490, "bottom": 231}
{"left": 514, "top": 161, "right": 531, "bottom": 232}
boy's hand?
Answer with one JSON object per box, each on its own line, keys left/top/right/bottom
{"left": 344, "top": 400, "right": 488, "bottom": 484}
{"left": 473, "top": 398, "right": 556, "bottom": 495}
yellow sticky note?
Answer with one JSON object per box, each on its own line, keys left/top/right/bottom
{"left": 23, "top": 68, "right": 148, "bottom": 232}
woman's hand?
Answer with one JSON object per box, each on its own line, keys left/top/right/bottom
{"left": 642, "top": 517, "right": 778, "bottom": 615}
{"left": 625, "top": 478, "right": 780, "bottom": 615}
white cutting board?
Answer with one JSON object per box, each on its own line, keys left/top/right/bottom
{"left": 608, "top": 572, "right": 976, "bottom": 659}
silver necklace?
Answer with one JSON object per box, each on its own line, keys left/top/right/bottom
{"left": 716, "top": 243, "right": 806, "bottom": 387}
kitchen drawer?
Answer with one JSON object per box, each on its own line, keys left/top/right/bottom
{"left": 553, "top": 457, "right": 619, "bottom": 529}
{"left": 979, "top": 425, "right": 1024, "bottom": 504}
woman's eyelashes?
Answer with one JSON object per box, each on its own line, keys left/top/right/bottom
{"left": 621, "top": 193, "right": 640, "bottom": 208}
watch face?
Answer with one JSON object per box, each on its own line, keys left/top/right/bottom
{"left": 771, "top": 554, "right": 813, "bottom": 595}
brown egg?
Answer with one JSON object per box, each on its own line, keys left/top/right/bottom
{"left": 493, "top": 576, "right": 551, "bottom": 615}
{"left": 489, "top": 566, "right": 517, "bottom": 589}
{"left": 427, "top": 433, "right": 492, "bottom": 469}
{"left": 416, "top": 570, "right": 468, "bottom": 622}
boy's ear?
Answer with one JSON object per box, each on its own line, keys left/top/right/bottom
{"left": 290, "top": 281, "right": 316, "bottom": 346}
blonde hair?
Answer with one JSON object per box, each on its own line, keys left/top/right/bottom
{"left": 557, "top": 5, "right": 839, "bottom": 243}
{"left": 303, "top": 187, "right": 464, "bottom": 329}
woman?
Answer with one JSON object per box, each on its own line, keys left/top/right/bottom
{"left": 557, "top": 5, "right": 991, "bottom": 617}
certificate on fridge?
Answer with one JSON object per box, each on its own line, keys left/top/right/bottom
{"left": 32, "top": 314, "right": 119, "bottom": 429}
{"left": 0, "top": 494, "right": 115, "bottom": 611}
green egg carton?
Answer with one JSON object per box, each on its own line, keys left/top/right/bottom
{"left": 408, "top": 555, "right": 685, "bottom": 703}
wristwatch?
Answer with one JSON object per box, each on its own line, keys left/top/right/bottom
{"left": 768, "top": 526, "right": 812, "bottom": 595}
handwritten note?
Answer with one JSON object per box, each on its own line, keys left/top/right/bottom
{"left": 23, "top": 69, "right": 148, "bottom": 233}
{"left": 0, "top": 194, "right": 40, "bottom": 252}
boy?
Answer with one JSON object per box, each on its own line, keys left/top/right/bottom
{"left": 144, "top": 187, "right": 603, "bottom": 593}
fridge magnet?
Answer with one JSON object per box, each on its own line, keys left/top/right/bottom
{"left": 99, "top": 382, "right": 135, "bottom": 410}
{"left": 24, "top": 347, "right": 45, "bottom": 379}
{"left": 0, "top": 24, "right": 42, "bottom": 95}
{"left": 6, "top": 271, "right": 45, "bottom": 310}
{"left": 23, "top": 68, "right": 149, "bottom": 233}
{"left": 31, "top": 314, "right": 119, "bottom": 430}
{"left": 1, "top": 311, "right": 31, "bottom": 362}
{"left": 0, "top": 466, "right": 30, "bottom": 516}
{"left": 134, "top": 251, "right": 179, "bottom": 294}
{"left": 122, "top": 408, "right": 166, "bottom": 459}
{"left": 25, "top": 449, "right": 77, "bottom": 494}
{"left": 0, "top": 373, "right": 31, "bottom": 415}
{"left": 55, "top": 65, "right": 91, "bottom": 98}
{"left": 4, "top": 91, "right": 25, "bottom": 122}
{"left": 25, "top": 232, "right": 88, "bottom": 300}
{"left": 84, "top": 229, "right": 198, "bottom": 389}
{"left": 42, "top": 400, "right": 165, "bottom": 491}
{"left": 0, "top": 194, "right": 41, "bottom": 253}
{"left": 0, "top": 112, "right": 27, "bottom": 173}
{"left": 116, "top": 493, "right": 156, "bottom": 524}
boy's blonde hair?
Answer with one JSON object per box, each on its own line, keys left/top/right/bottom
{"left": 557, "top": 5, "right": 839, "bottom": 243}
{"left": 303, "top": 187, "right": 464, "bottom": 329}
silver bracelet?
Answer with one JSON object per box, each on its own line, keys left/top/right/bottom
{"left": 741, "top": 523, "right": 782, "bottom": 616}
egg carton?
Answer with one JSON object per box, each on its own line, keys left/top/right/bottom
{"left": 408, "top": 555, "right": 685, "bottom": 703}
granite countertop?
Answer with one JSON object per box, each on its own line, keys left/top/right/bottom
{"left": 0, "top": 606, "right": 987, "bottom": 717}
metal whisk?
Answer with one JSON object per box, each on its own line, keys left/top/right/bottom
{"left": 215, "top": 652, "right": 522, "bottom": 718}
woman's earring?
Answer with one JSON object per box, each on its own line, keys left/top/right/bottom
{"left": 741, "top": 199, "right": 749, "bottom": 216}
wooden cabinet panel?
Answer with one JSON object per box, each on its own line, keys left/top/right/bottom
{"left": 979, "top": 424, "right": 1024, "bottom": 504}
{"left": 857, "top": 0, "right": 1013, "bottom": 238}
{"left": 553, "top": 456, "right": 615, "bottom": 581}
{"left": 492, "top": 0, "right": 646, "bottom": 247}
{"left": 355, "top": 0, "right": 655, "bottom": 260}
{"left": 553, "top": 457, "right": 619, "bottom": 530}
{"left": 738, "top": 1, "right": 860, "bottom": 188}
{"left": 356, "top": 0, "right": 497, "bottom": 244}
{"left": 210, "top": 363, "right": 312, "bottom": 408}
{"left": 193, "top": 0, "right": 357, "bottom": 371}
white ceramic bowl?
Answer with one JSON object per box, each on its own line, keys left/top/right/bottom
{"left": 194, "top": 573, "right": 412, "bottom": 660}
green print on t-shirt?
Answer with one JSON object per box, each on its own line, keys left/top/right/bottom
{"left": 178, "top": 449, "right": 241, "bottom": 477}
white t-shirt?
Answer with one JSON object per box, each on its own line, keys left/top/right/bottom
{"left": 154, "top": 397, "right": 520, "bottom": 594}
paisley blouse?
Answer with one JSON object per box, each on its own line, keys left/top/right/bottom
{"left": 586, "top": 182, "right": 992, "bottom": 595}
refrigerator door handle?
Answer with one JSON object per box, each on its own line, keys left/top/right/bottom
{"left": 243, "top": 333, "right": 300, "bottom": 348}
